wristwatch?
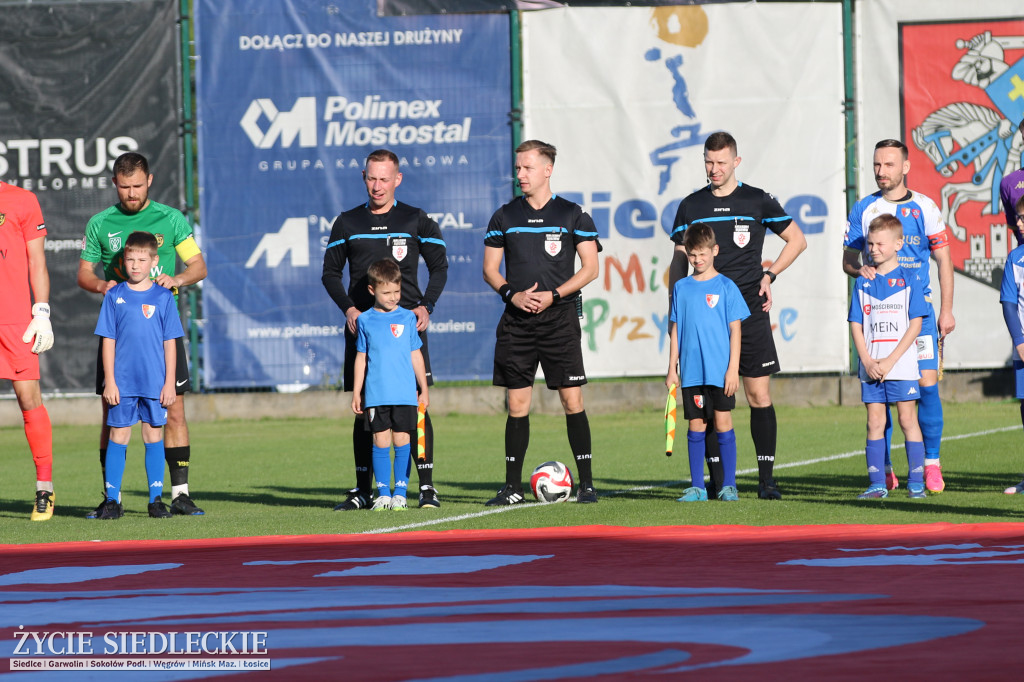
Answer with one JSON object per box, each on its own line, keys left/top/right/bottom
{"left": 418, "top": 300, "right": 434, "bottom": 314}
{"left": 551, "top": 289, "right": 561, "bottom": 303}
{"left": 763, "top": 270, "right": 777, "bottom": 283}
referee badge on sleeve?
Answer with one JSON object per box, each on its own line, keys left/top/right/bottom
{"left": 544, "top": 233, "right": 562, "bottom": 257}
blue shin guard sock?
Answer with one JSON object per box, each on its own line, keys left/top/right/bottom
{"left": 105, "top": 442, "right": 128, "bottom": 503}
{"left": 718, "top": 429, "right": 737, "bottom": 487}
{"left": 144, "top": 441, "right": 166, "bottom": 502}
{"left": 883, "top": 407, "right": 894, "bottom": 469}
{"left": 918, "top": 383, "right": 943, "bottom": 461}
{"left": 372, "top": 445, "right": 393, "bottom": 498}
{"left": 906, "top": 440, "right": 925, "bottom": 485}
{"left": 866, "top": 439, "right": 886, "bottom": 488}
{"left": 686, "top": 430, "right": 706, "bottom": 489}
{"left": 393, "top": 443, "right": 411, "bottom": 499}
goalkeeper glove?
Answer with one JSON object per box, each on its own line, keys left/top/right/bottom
{"left": 23, "top": 303, "right": 54, "bottom": 354}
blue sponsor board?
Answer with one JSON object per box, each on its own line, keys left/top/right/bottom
{"left": 195, "top": 0, "right": 510, "bottom": 387}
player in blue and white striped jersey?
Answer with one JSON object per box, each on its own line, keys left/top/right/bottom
{"left": 844, "top": 139, "right": 955, "bottom": 494}
{"left": 999, "top": 196, "right": 1024, "bottom": 495}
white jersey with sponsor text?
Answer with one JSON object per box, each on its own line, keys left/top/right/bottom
{"left": 848, "top": 266, "right": 930, "bottom": 382}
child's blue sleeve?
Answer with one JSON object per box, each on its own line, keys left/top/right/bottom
{"left": 847, "top": 278, "right": 864, "bottom": 324}
{"left": 668, "top": 280, "right": 682, "bottom": 324}
{"left": 162, "top": 292, "right": 185, "bottom": 340}
{"left": 355, "top": 317, "right": 368, "bottom": 353}
{"left": 907, "top": 276, "right": 930, "bottom": 321}
{"left": 94, "top": 291, "right": 116, "bottom": 339}
{"left": 1003, "top": 301, "right": 1024, "bottom": 347}
{"left": 1000, "top": 251, "right": 1021, "bottom": 303}
{"left": 999, "top": 251, "right": 1024, "bottom": 345}
{"left": 726, "top": 281, "right": 749, "bottom": 323}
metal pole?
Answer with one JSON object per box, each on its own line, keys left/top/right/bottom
{"left": 179, "top": 0, "right": 202, "bottom": 390}
{"left": 510, "top": 9, "right": 523, "bottom": 196}
{"left": 843, "top": 0, "right": 858, "bottom": 376}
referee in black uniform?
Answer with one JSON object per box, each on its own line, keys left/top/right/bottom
{"left": 669, "top": 132, "right": 806, "bottom": 500}
{"left": 322, "top": 149, "right": 448, "bottom": 510}
{"left": 482, "top": 140, "right": 601, "bottom": 505}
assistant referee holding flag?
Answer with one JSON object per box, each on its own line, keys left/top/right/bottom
{"left": 323, "top": 149, "right": 447, "bottom": 510}
{"left": 669, "top": 132, "right": 806, "bottom": 500}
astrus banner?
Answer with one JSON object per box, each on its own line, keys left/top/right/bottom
{"left": 858, "top": 1, "right": 1024, "bottom": 370}
{"left": 522, "top": 4, "right": 846, "bottom": 377}
{"left": 0, "top": 0, "right": 182, "bottom": 392}
{"left": 195, "top": 0, "right": 511, "bottom": 388}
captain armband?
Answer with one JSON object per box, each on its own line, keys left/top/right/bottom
{"left": 928, "top": 230, "right": 949, "bottom": 251}
{"left": 175, "top": 236, "right": 202, "bottom": 262}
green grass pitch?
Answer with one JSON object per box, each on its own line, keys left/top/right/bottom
{"left": 2, "top": 399, "right": 1023, "bottom": 544}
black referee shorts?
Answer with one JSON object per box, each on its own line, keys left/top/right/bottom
{"left": 493, "top": 303, "right": 587, "bottom": 390}
{"left": 95, "top": 335, "right": 191, "bottom": 395}
{"left": 738, "top": 303, "right": 780, "bottom": 378}
{"left": 344, "top": 323, "right": 433, "bottom": 392}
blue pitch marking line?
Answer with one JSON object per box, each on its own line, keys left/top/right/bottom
{"left": 361, "top": 425, "right": 1018, "bottom": 535}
